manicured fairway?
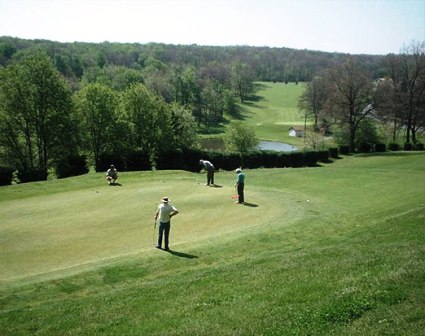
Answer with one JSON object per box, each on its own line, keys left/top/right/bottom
{"left": 0, "top": 153, "right": 424, "bottom": 335}
{"left": 238, "top": 82, "right": 307, "bottom": 142}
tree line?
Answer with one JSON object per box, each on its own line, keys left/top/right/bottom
{"left": 0, "top": 37, "right": 423, "bottom": 182}
{"left": 298, "top": 42, "right": 425, "bottom": 151}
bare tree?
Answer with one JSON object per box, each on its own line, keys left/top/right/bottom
{"left": 399, "top": 42, "right": 425, "bottom": 144}
{"left": 376, "top": 42, "right": 425, "bottom": 144}
{"left": 298, "top": 75, "right": 329, "bottom": 131}
{"left": 324, "top": 58, "right": 375, "bottom": 151}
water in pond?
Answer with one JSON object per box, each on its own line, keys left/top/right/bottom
{"left": 199, "top": 138, "right": 297, "bottom": 152}
{"left": 258, "top": 141, "right": 297, "bottom": 152}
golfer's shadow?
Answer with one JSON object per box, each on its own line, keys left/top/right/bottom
{"left": 110, "top": 182, "right": 122, "bottom": 186}
{"left": 243, "top": 202, "right": 259, "bottom": 207}
{"left": 166, "top": 250, "right": 198, "bottom": 259}
{"left": 210, "top": 184, "right": 223, "bottom": 188}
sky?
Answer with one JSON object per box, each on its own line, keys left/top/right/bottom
{"left": 0, "top": 0, "right": 424, "bottom": 55}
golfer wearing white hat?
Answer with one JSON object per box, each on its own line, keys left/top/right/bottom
{"left": 154, "top": 197, "right": 179, "bottom": 251}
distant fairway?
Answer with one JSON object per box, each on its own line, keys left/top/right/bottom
{"left": 235, "top": 82, "right": 307, "bottom": 143}
{"left": 1, "top": 153, "right": 424, "bottom": 335}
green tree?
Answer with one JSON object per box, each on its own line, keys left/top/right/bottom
{"left": 169, "top": 103, "right": 198, "bottom": 149}
{"left": 225, "top": 121, "right": 258, "bottom": 153}
{"left": 0, "top": 52, "right": 74, "bottom": 175}
{"left": 121, "top": 83, "right": 172, "bottom": 160}
{"left": 73, "top": 83, "right": 119, "bottom": 166}
{"left": 81, "top": 65, "right": 144, "bottom": 91}
{"left": 231, "top": 61, "right": 254, "bottom": 103}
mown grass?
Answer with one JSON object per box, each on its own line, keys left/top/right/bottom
{"left": 0, "top": 153, "right": 424, "bottom": 335}
{"left": 233, "top": 82, "right": 307, "bottom": 144}
{"left": 201, "top": 81, "right": 307, "bottom": 145}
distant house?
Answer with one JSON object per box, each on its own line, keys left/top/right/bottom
{"left": 289, "top": 126, "right": 305, "bottom": 137}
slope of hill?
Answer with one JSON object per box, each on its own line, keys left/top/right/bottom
{"left": 1, "top": 153, "right": 424, "bottom": 335}
{"left": 236, "top": 82, "right": 307, "bottom": 143}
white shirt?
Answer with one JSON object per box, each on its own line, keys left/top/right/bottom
{"left": 157, "top": 203, "right": 177, "bottom": 223}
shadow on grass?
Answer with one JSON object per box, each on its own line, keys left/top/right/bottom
{"left": 243, "top": 202, "right": 259, "bottom": 207}
{"left": 209, "top": 184, "right": 223, "bottom": 188}
{"left": 166, "top": 250, "right": 199, "bottom": 259}
{"left": 109, "top": 182, "right": 122, "bottom": 186}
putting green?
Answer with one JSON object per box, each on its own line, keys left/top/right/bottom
{"left": 0, "top": 170, "right": 303, "bottom": 282}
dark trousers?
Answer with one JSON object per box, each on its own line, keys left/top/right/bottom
{"left": 158, "top": 221, "right": 171, "bottom": 249}
{"left": 207, "top": 169, "right": 214, "bottom": 185}
{"left": 237, "top": 183, "right": 244, "bottom": 203}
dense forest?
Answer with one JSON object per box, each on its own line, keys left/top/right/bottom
{"left": 0, "top": 36, "right": 385, "bottom": 85}
{"left": 0, "top": 36, "right": 423, "bottom": 184}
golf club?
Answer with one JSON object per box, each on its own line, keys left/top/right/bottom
{"left": 153, "top": 220, "right": 157, "bottom": 246}
{"left": 231, "top": 185, "right": 239, "bottom": 199}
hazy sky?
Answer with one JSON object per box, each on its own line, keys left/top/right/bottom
{"left": 0, "top": 0, "right": 424, "bottom": 55}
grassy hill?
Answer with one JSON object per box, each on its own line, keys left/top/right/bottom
{"left": 202, "top": 82, "right": 307, "bottom": 145}
{"left": 1, "top": 152, "right": 424, "bottom": 335}
{"left": 239, "top": 82, "right": 307, "bottom": 143}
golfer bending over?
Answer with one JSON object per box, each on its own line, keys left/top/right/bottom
{"left": 154, "top": 197, "right": 179, "bottom": 251}
{"left": 235, "top": 168, "right": 245, "bottom": 204}
{"left": 106, "top": 164, "right": 118, "bottom": 185}
{"left": 199, "top": 159, "right": 215, "bottom": 186}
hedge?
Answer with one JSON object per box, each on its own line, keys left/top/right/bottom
{"left": 414, "top": 143, "right": 424, "bottom": 150}
{"left": 375, "top": 143, "right": 386, "bottom": 152}
{"left": 126, "top": 150, "right": 151, "bottom": 171}
{"left": 328, "top": 147, "right": 339, "bottom": 158}
{"left": 389, "top": 143, "right": 400, "bottom": 151}
{"left": 0, "top": 166, "right": 14, "bottom": 186}
{"left": 17, "top": 168, "right": 48, "bottom": 183}
{"left": 56, "top": 155, "right": 89, "bottom": 179}
{"left": 403, "top": 143, "right": 413, "bottom": 151}
{"left": 97, "top": 148, "right": 324, "bottom": 173}
{"left": 339, "top": 145, "right": 351, "bottom": 155}
{"left": 96, "top": 152, "right": 126, "bottom": 172}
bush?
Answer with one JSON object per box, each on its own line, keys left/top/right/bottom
{"left": 413, "top": 143, "right": 424, "bottom": 151}
{"left": 242, "top": 151, "right": 265, "bottom": 169}
{"left": 155, "top": 149, "right": 185, "bottom": 170}
{"left": 218, "top": 152, "right": 242, "bottom": 171}
{"left": 339, "top": 145, "right": 351, "bottom": 155}
{"left": 278, "top": 152, "right": 291, "bottom": 168}
{"left": 389, "top": 143, "right": 400, "bottom": 151}
{"left": 96, "top": 153, "right": 125, "bottom": 172}
{"left": 289, "top": 152, "right": 305, "bottom": 167}
{"left": 328, "top": 147, "right": 339, "bottom": 158}
{"left": 317, "top": 150, "right": 330, "bottom": 162}
{"left": 403, "top": 143, "right": 413, "bottom": 151}
{"left": 126, "top": 150, "right": 151, "bottom": 171}
{"left": 183, "top": 148, "right": 211, "bottom": 172}
{"left": 17, "top": 168, "right": 48, "bottom": 183}
{"left": 0, "top": 166, "right": 14, "bottom": 186}
{"left": 358, "top": 143, "right": 372, "bottom": 153}
{"left": 304, "top": 151, "right": 319, "bottom": 166}
{"left": 56, "top": 155, "right": 89, "bottom": 179}
{"left": 374, "top": 143, "right": 386, "bottom": 152}
{"left": 259, "top": 151, "right": 280, "bottom": 168}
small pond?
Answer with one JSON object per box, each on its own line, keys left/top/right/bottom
{"left": 258, "top": 140, "right": 297, "bottom": 152}
{"left": 199, "top": 138, "right": 297, "bottom": 152}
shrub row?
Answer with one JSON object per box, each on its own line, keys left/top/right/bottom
{"left": 55, "top": 155, "right": 89, "bottom": 179}
{"left": 96, "top": 148, "right": 335, "bottom": 173}
{"left": 338, "top": 142, "right": 424, "bottom": 154}
{"left": 0, "top": 166, "right": 14, "bottom": 186}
